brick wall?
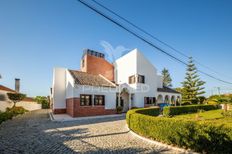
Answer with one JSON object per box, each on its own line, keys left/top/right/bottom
{"left": 53, "top": 108, "right": 66, "bottom": 114}
{"left": 66, "top": 97, "right": 116, "bottom": 117}
{"left": 81, "top": 54, "right": 114, "bottom": 81}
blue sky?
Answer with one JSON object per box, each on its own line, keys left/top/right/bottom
{"left": 0, "top": 0, "right": 232, "bottom": 97}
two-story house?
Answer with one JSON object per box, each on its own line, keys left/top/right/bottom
{"left": 51, "top": 48, "right": 181, "bottom": 117}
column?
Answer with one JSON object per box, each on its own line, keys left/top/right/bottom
{"left": 129, "top": 93, "right": 131, "bottom": 109}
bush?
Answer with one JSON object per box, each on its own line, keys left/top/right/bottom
{"left": 127, "top": 109, "right": 232, "bottom": 153}
{"left": 222, "top": 110, "right": 232, "bottom": 117}
{"left": 116, "top": 106, "right": 123, "bottom": 113}
{"left": 0, "top": 107, "right": 27, "bottom": 124}
{"left": 0, "top": 112, "right": 13, "bottom": 124}
{"left": 7, "top": 107, "right": 28, "bottom": 116}
{"left": 126, "top": 107, "right": 160, "bottom": 124}
{"left": 163, "top": 104, "right": 219, "bottom": 117}
{"left": 35, "top": 96, "right": 50, "bottom": 109}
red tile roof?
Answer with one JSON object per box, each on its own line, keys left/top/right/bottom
{"left": 0, "top": 85, "right": 35, "bottom": 102}
{"left": 69, "top": 70, "right": 116, "bottom": 88}
{"left": 0, "top": 85, "right": 16, "bottom": 93}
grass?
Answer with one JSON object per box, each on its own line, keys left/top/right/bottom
{"left": 173, "top": 109, "right": 232, "bottom": 127}
{"left": 174, "top": 109, "right": 224, "bottom": 120}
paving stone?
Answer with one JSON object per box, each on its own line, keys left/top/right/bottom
{"left": 0, "top": 110, "right": 183, "bottom": 154}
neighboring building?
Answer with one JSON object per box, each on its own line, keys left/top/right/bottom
{"left": 51, "top": 48, "right": 181, "bottom": 117}
{"left": 0, "top": 79, "right": 41, "bottom": 111}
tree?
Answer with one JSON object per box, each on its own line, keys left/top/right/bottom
{"left": 209, "top": 95, "right": 232, "bottom": 111}
{"left": 35, "top": 96, "right": 50, "bottom": 109}
{"left": 162, "top": 68, "right": 172, "bottom": 87}
{"left": 7, "top": 93, "right": 26, "bottom": 107}
{"left": 181, "top": 57, "right": 205, "bottom": 104}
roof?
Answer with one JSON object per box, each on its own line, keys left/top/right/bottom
{"left": 157, "top": 86, "right": 180, "bottom": 94}
{"left": 22, "top": 97, "right": 35, "bottom": 102}
{"left": 0, "top": 85, "right": 16, "bottom": 93}
{"left": 69, "top": 70, "right": 116, "bottom": 88}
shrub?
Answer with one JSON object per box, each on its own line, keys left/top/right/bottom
{"left": 116, "top": 106, "right": 123, "bottom": 113}
{"left": 127, "top": 109, "right": 232, "bottom": 153}
{"left": 131, "top": 106, "right": 138, "bottom": 109}
{"left": 0, "top": 112, "right": 13, "bottom": 124}
{"left": 181, "top": 102, "right": 191, "bottom": 106}
{"left": 163, "top": 104, "right": 219, "bottom": 117}
{"left": 222, "top": 110, "right": 232, "bottom": 117}
{"left": 7, "top": 93, "right": 26, "bottom": 107}
{"left": 8, "top": 106, "right": 28, "bottom": 116}
{"left": 35, "top": 96, "right": 50, "bottom": 109}
{"left": 126, "top": 107, "right": 160, "bottom": 124}
{"left": 0, "top": 107, "right": 27, "bottom": 124}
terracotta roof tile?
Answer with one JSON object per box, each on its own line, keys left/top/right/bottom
{"left": 69, "top": 70, "right": 116, "bottom": 88}
{"left": 0, "top": 85, "right": 16, "bottom": 93}
{"left": 157, "top": 86, "right": 180, "bottom": 94}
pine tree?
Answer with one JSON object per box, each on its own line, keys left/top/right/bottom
{"left": 182, "top": 57, "right": 205, "bottom": 104}
{"left": 162, "top": 68, "right": 172, "bottom": 87}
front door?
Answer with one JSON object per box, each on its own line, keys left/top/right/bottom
{"left": 121, "top": 92, "right": 129, "bottom": 112}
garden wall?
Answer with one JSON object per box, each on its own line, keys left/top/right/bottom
{"left": 0, "top": 101, "right": 41, "bottom": 112}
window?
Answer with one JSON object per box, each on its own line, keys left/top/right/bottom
{"left": 80, "top": 94, "right": 92, "bottom": 106}
{"left": 129, "top": 75, "right": 135, "bottom": 84}
{"left": 144, "top": 97, "right": 156, "bottom": 104}
{"left": 129, "top": 75, "right": 145, "bottom": 84}
{"left": 138, "top": 75, "right": 145, "bottom": 83}
{"left": 94, "top": 95, "right": 105, "bottom": 105}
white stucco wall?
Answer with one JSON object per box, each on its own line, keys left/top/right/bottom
{"left": 73, "top": 85, "right": 117, "bottom": 109}
{"left": 0, "top": 91, "right": 41, "bottom": 112}
{"left": 66, "top": 70, "right": 74, "bottom": 99}
{"left": 114, "top": 49, "right": 165, "bottom": 107}
{"left": 0, "top": 101, "right": 41, "bottom": 112}
{"left": 52, "top": 68, "right": 66, "bottom": 109}
{"left": 114, "top": 49, "right": 137, "bottom": 84}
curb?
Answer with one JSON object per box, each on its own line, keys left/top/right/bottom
{"left": 50, "top": 112, "right": 126, "bottom": 122}
{"left": 127, "top": 125, "right": 198, "bottom": 154}
{"left": 48, "top": 110, "right": 55, "bottom": 121}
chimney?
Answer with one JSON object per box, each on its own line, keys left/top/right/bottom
{"left": 15, "top": 78, "right": 20, "bottom": 93}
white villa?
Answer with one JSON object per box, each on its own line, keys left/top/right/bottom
{"left": 51, "top": 49, "right": 181, "bottom": 117}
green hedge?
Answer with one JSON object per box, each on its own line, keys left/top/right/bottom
{"left": 163, "top": 104, "right": 219, "bottom": 117}
{"left": 126, "top": 107, "right": 160, "bottom": 124}
{"left": 127, "top": 109, "right": 232, "bottom": 153}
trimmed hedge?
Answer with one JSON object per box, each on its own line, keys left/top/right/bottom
{"left": 127, "top": 109, "right": 232, "bottom": 153}
{"left": 126, "top": 107, "right": 160, "bottom": 124}
{"left": 163, "top": 104, "right": 219, "bottom": 117}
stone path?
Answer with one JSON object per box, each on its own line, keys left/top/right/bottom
{"left": 0, "top": 110, "right": 183, "bottom": 154}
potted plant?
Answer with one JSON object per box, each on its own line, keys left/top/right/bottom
{"left": 116, "top": 106, "right": 123, "bottom": 114}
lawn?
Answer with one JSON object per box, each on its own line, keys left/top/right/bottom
{"left": 174, "top": 109, "right": 224, "bottom": 120}
{"left": 173, "top": 109, "right": 232, "bottom": 126}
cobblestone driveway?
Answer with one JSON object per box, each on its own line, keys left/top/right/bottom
{"left": 0, "top": 110, "right": 182, "bottom": 154}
